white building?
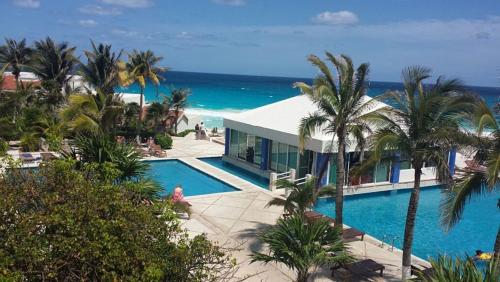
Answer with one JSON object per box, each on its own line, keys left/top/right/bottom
{"left": 222, "top": 95, "right": 457, "bottom": 188}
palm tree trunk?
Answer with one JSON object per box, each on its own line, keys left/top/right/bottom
{"left": 296, "top": 270, "right": 309, "bottom": 282}
{"left": 174, "top": 108, "right": 179, "bottom": 134}
{"left": 494, "top": 225, "right": 500, "bottom": 257}
{"left": 137, "top": 86, "right": 144, "bottom": 136}
{"left": 401, "top": 165, "right": 422, "bottom": 281}
{"left": 335, "top": 135, "right": 346, "bottom": 230}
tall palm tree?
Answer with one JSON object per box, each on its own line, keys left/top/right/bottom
{"left": 60, "top": 88, "right": 124, "bottom": 135}
{"left": 0, "top": 38, "right": 32, "bottom": 86}
{"left": 119, "top": 50, "right": 165, "bottom": 125}
{"left": 250, "top": 214, "right": 351, "bottom": 282}
{"left": 295, "top": 52, "right": 374, "bottom": 230}
{"left": 266, "top": 178, "right": 334, "bottom": 215}
{"left": 364, "top": 66, "right": 473, "bottom": 280}
{"left": 145, "top": 99, "right": 170, "bottom": 132}
{"left": 32, "top": 37, "right": 77, "bottom": 92}
{"left": 441, "top": 100, "right": 500, "bottom": 256}
{"left": 170, "top": 88, "right": 189, "bottom": 134}
{"left": 80, "top": 41, "right": 122, "bottom": 95}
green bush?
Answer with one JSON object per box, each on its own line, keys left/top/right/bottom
{"left": 0, "top": 160, "right": 236, "bottom": 281}
{"left": 176, "top": 129, "right": 195, "bottom": 137}
{"left": 155, "top": 134, "right": 173, "bottom": 149}
{"left": 0, "top": 139, "right": 8, "bottom": 156}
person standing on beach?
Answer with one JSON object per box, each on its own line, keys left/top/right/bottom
{"left": 194, "top": 123, "right": 200, "bottom": 139}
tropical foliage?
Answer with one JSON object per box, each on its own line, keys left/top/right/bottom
{"left": 0, "top": 38, "right": 32, "bottom": 84}
{"left": 0, "top": 160, "right": 237, "bottom": 281}
{"left": 295, "top": 51, "right": 374, "bottom": 229}
{"left": 361, "top": 66, "right": 473, "bottom": 280}
{"left": 414, "top": 255, "right": 500, "bottom": 282}
{"left": 441, "top": 100, "right": 500, "bottom": 255}
{"left": 251, "top": 214, "right": 351, "bottom": 282}
{"left": 266, "top": 178, "right": 335, "bottom": 215}
{"left": 171, "top": 88, "right": 189, "bottom": 133}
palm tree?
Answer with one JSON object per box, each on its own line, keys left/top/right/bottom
{"left": 32, "top": 37, "right": 77, "bottom": 92}
{"left": 414, "top": 255, "right": 499, "bottom": 282}
{"left": 60, "top": 88, "right": 124, "bottom": 135}
{"left": 266, "top": 178, "right": 335, "bottom": 215}
{"left": 364, "top": 66, "right": 473, "bottom": 280}
{"left": 0, "top": 38, "right": 32, "bottom": 86}
{"left": 80, "top": 41, "right": 122, "bottom": 95}
{"left": 170, "top": 88, "right": 189, "bottom": 134}
{"left": 441, "top": 100, "right": 500, "bottom": 256}
{"left": 250, "top": 214, "right": 351, "bottom": 282}
{"left": 295, "top": 52, "right": 374, "bottom": 230}
{"left": 146, "top": 96, "right": 170, "bottom": 132}
{"left": 119, "top": 50, "right": 165, "bottom": 125}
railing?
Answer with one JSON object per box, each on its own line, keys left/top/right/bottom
{"left": 294, "top": 176, "right": 308, "bottom": 186}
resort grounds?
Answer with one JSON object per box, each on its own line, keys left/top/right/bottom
{"left": 146, "top": 132, "right": 431, "bottom": 281}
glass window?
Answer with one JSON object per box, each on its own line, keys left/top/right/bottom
{"left": 229, "top": 129, "right": 238, "bottom": 157}
{"left": 238, "top": 132, "right": 247, "bottom": 159}
{"left": 254, "top": 137, "right": 262, "bottom": 165}
{"left": 298, "top": 150, "right": 313, "bottom": 178}
{"left": 375, "top": 159, "right": 390, "bottom": 182}
{"left": 270, "top": 141, "right": 278, "bottom": 171}
{"left": 246, "top": 135, "right": 255, "bottom": 163}
{"left": 287, "top": 145, "right": 298, "bottom": 172}
{"left": 277, "top": 143, "right": 288, "bottom": 173}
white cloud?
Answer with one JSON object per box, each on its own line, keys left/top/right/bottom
{"left": 13, "top": 0, "right": 40, "bottom": 8}
{"left": 79, "top": 5, "right": 122, "bottom": 15}
{"left": 176, "top": 31, "right": 192, "bottom": 39}
{"left": 79, "top": 19, "right": 98, "bottom": 27}
{"left": 312, "top": 10, "right": 359, "bottom": 25}
{"left": 100, "top": 0, "right": 152, "bottom": 8}
{"left": 212, "top": 0, "right": 246, "bottom": 6}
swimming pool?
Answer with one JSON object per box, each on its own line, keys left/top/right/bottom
{"left": 314, "top": 186, "right": 499, "bottom": 260}
{"left": 146, "top": 160, "right": 238, "bottom": 196}
{"left": 199, "top": 157, "right": 269, "bottom": 189}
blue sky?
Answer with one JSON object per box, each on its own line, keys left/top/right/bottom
{"left": 2, "top": 0, "right": 500, "bottom": 87}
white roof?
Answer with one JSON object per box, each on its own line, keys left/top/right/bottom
{"left": 224, "top": 95, "right": 387, "bottom": 153}
{"left": 118, "top": 93, "right": 144, "bottom": 105}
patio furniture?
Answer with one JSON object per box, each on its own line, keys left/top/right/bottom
{"left": 332, "top": 259, "right": 385, "bottom": 278}
{"left": 19, "top": 153, "right": 36, "bottom": 163}
{"left": 41, "top": 152, "right": 57, "bottom": 161}
{"left": 411, "top": 264, "right": 434, "bottom": 278}
{"left": 343, "top": 227, "right": 366, "bottom": 241}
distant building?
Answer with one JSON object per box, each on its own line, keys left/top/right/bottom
{"left": 222, "top": 95, "right": 458, "bottom": 188}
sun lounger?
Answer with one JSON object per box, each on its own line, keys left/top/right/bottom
{"left": 332, "top": 259, "right": 385, "bottom": 277}
{"left": 41, "top": 152, "right": 56, "bottom": 161}
{"left": 343, "top": 227, "right": 365, "bottom": 241}
{"left": 19, "top": 153, "right": 36, "bottom": 163}
{"left": 411, "top": 264, "right": 434, "bottom": 278}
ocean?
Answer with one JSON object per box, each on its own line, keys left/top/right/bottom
{"left": 117, "top": 71, "right": 500, "bottom": 129}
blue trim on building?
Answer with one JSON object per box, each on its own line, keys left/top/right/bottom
{"left": 260, "top": 138, "right": 270, "bottom": 170}
{"left": 224, "top": 128, "right": 230, "bottom": 155}
{"left": 315, "top": 153, "right": 329, "bottom": 186}
{"left": 390, "top": 153, "right": 401, "bottom": 183}
{"left": 448, "top": 148, "right": 457, "bottom": 175}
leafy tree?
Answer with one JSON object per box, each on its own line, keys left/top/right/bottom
{"left": 0, "top": 160, "right": 236, "bottom": 281}
{"left": 80, "top": 41, "right": 122, "bottom": 95}
{"left": 441, "top": 100, "right": 500, "bottom": 255}
{"left": 362, "top": 66, "right": 473, "bottom": 280}
{"left": 171, "top": 88, "right": 189, "bottom": 134}
{"left": 119, "top": 50, "right": 165, "bottom": 125}
{"left": 251, "top": 214, "right": 351, "bottom": 282}
{"left": 266, "top": 178, "right": 334, "bottom": 215}
{"left": 32, "top": 37, "right": 77, "bottom": 93}
{"left": 414, "top": 255, "right": 499, "bottom": 282}
{"left": 0, "top": 38, "right": 32, "bottom": 85}
{"left": 61, "top": 88, "right": 124, "bottom": 135}
{"left": 295, "top": 52, "right": 374, "bottom": 230}
{"left": 146, "top": 96, "right": 170, "bottom": 132}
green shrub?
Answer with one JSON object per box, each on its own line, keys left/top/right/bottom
{"left": 0, "top": 139, "right": 8, "bottom": 156}
{"left": 155, "top": 134, "right": 173, "bottom": 149}
{"left": 177, "top": 129, "right": 195, "bottom": 137}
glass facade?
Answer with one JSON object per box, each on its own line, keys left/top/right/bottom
{"left": 254, "top": 137, "right": 262, "bottom": 165}
{"left": 298, "top": 150, "right": 313, "bottom": 178}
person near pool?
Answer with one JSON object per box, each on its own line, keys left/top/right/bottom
{"left": 172, "top": 185, "right": 191, "bottom": 206}
{"left": 194, "top": 123, "right": 200, "bottom": 139}
{"left": 473, "top": 250, "right": 493, "bottom": 261}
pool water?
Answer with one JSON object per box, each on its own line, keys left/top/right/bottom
{"left": 314, "top": 186, "right": 500, "bottom": 260}
{"left": 146, "top": 160, "right": 238, "bottom": 196}
{"left": 200, "top": 157, "right": 269, "bottom": 189}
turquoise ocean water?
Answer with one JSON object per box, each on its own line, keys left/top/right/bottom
{"left": 117, "top": 71, "right": 499, "bottom": 128}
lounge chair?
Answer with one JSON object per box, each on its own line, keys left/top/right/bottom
{"left": 19, "top": 153, "right": 36, "bottom": 163}
{"left": 411, "top": 264, "right": 434, "bottom": 278}
{"left": 343, "top": 227, "right": 366, "bottom": 241}
{"left": 41, "top": 152, "right": 56, "bottom": 161}
{"left": 332, "top": 259, "right": 385, "bottom": 278}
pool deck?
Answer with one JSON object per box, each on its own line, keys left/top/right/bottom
{"left": 166, "top": 134, "right": 428, "bottom": 281}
